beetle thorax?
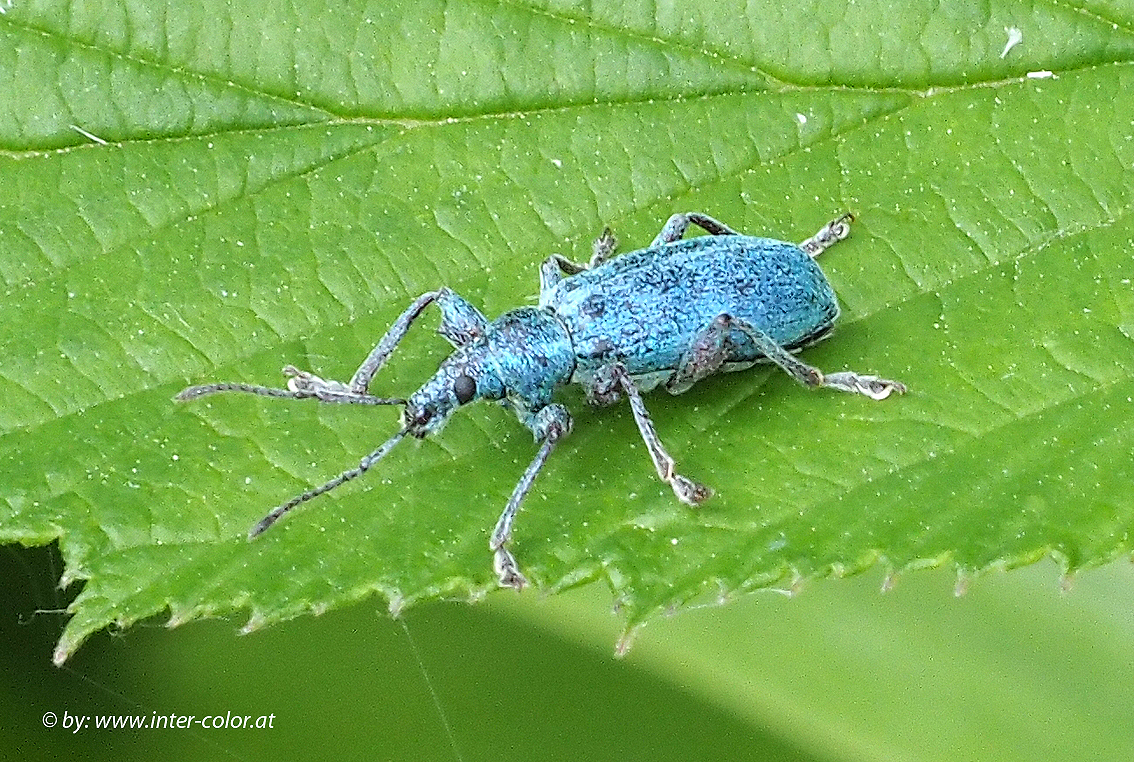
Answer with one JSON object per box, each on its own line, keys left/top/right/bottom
{"left": 484, "top": 307, "right": 575, "bottom": 408}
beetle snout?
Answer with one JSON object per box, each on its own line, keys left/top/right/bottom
{"left": 402, "top": 400, "right": 444, "bottom": 438}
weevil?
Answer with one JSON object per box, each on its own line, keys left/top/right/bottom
{"left": 177, "top": 212, "right": 906, "bottom": 588}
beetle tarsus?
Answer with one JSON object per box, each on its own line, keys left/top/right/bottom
{"left": 800, "top": 213, "right": 854, "bottom": 257}
{"left": 493, "top": 546, "right": 528, "bottom": 590}
{"left": 672, "top": 474, "right": 713, "bottom": 506}
{"left": 823, "top": 372, "right": 907, "bottom": 400}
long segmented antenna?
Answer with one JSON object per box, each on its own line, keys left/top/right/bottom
{"left": 174, "top": 366, "right": 405, "bottom": 406}
{"left": 175, "top": 382, "right": 404, "bottom": 405}
{"left": 248, "top": 427, "right": 410, "bottom": 539}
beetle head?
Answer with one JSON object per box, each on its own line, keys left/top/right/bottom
{"left": 403, "top": 344, "right": 504, "bottom": 438}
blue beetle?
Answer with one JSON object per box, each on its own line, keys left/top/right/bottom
{"left": 178, "top": 213, "right": 905, "bottom": 587}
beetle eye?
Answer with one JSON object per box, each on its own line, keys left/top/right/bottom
{"left": 453, "top": 374, "right": 476, "bottom": 405}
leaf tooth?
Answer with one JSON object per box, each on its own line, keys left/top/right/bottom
{"left": 881, "top": 568, "right": 899, "bottom": 593}
{"left": 240, "top": 611, "right": 269, "bottom": 635}
{"left": 954, "top": 569, "right": 973, "bottom": 597}
{"left": 614, "top": 624, "right": 640, "bottom": 658}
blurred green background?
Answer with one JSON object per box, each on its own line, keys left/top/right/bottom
{"left": 6, "top": 543, "right": 1134, "bottom": 760}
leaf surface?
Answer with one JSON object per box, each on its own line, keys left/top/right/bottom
{"left": 0, "top": 0, "right": 1131, "bottom": 661}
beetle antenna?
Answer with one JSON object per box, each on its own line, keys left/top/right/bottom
{"left": 248, "top": 427, "right": 410, "bottom": 539}
{"left": 175, "top": 382, "right": 405, "bottom": 406}
{"left": 176, "top": 365, "right": 405, "bottom": 406}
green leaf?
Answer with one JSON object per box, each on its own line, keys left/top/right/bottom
{"left": 2, "top": 0, "right": 1131, "bottom": 663}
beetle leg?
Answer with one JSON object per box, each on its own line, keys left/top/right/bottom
{"left": 651, "top": 212, "right": 740, "bottom": 246}
{"left": 539, "top": 228, "right": 618, "bottom": 304}
{"left": 730, "top": 318, "right": 907, "bottom": 400}
{"left": 590, "top": 226, "right": 618, "bottom": 265}
{"left": 799, "top": 213, "right": 854, "bottom": 258}
{"left": 547, "top": 227, "right": 617, "bottom": 273}
{"left": 584, "top": 364, "right": 622, "bottom": 406}
{"left": 539, "top": 256, "right": 575, "bottom": 300}
{"left": 591, "top": 364, "right": 712, "bottom": 506}
{"left": 434, "top": 288, "right": 490, "bottom": 348}
{"left": 348, "top": 288, "right": 487, "bottom": 394}
{"left": 490, "top": 404, "right": 573, "bottom": 589}
{"left": 665, "top": 314, "right": 736, "bottom": 395}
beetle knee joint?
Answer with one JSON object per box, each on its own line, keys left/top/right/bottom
{"left": 532, "top": 403, "right": 572, "bottom": 442}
